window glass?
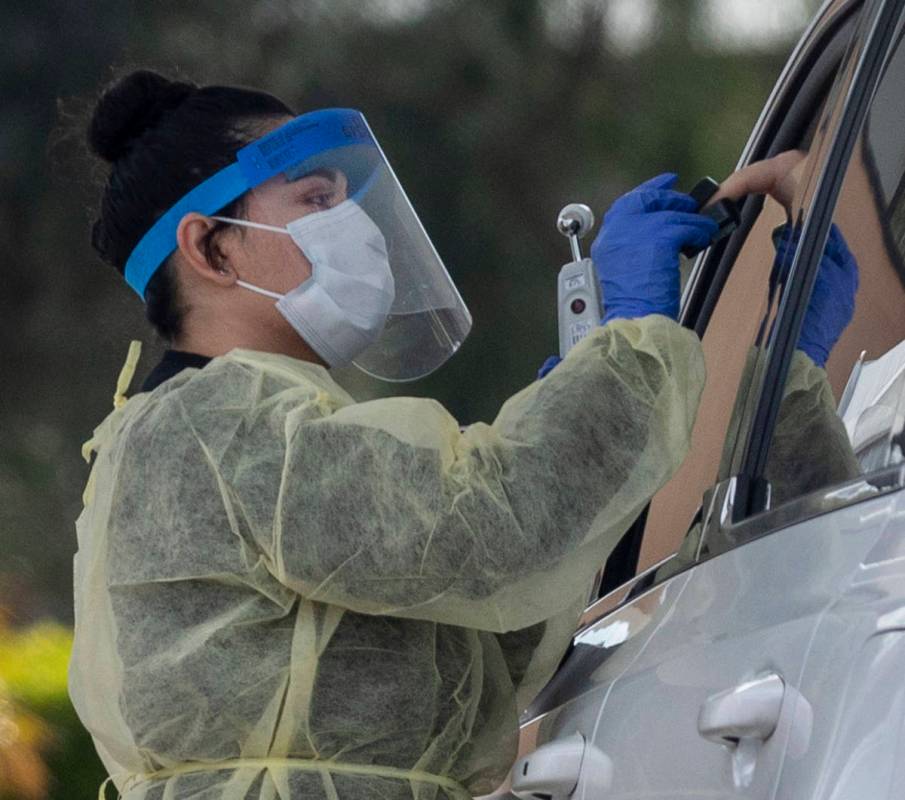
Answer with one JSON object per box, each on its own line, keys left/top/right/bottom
{"left": 627, "top": 6, "right": 866, "bottom": 574}
{"left": 582, "top": 5, "right": 866, "bottom": 595}
{"left": 634, "top": 151, "right": 831, "bottom": 572}
{"left": 757, "top": 25, "right": 905, "bottom": 509}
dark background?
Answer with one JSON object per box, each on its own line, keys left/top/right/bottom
{"left": 0, "top": 1, "right": 818, "bottom": 796}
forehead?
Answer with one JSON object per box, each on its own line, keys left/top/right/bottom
{"left": 241, "top": 170, "right": 347, "bottom": 223}
{"left": 250, "top": 168, "right": 345, "bottom": 196}
{"left": 234, "top": 111, "right": 373, "bottom": 210}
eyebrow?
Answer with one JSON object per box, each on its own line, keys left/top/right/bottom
{"left": 286, "top": 168, "right": 340, "bottom": 184}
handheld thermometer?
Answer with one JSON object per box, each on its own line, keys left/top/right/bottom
{"left": 556, "top": 203, "right": 601, "bottom": 358}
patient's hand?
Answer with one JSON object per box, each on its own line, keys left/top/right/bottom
{"left": 709, "top": 149, "right": 808, "bottom": 213}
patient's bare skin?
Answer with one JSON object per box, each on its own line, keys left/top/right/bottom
{"left": 709, "top": 149, "right": 808, "bottom": 212}
{"left": 713, "top": 149, "right": 862, "bottom": 504}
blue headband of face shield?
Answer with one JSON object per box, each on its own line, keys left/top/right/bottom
{"left": 123, "top": 108, "right": 380, "bottom": 299}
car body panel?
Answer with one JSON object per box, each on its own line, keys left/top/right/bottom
{"left": 523, "top": 487, "right": 905, "bottom": 799}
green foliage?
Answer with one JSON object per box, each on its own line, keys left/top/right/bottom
{"left": 0, "top": 623, "right": 106, "bottom": 800}
{"left": 0, "top": 624, "right": 70, "bottom": 709}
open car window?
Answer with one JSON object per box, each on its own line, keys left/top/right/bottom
{"left": 748, "top": 16, "right": 905, "bottom": 512}
{"left": 583, "top": 0, "right": 866, "bottom": 613}
{"left": 627, "top": 6, "right": 862, "bottom": 572}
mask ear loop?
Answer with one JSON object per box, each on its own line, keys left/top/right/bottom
{"left": 209, "top": 216, "right": 292, "bottom": 300}
{"left": 236, "top": 281, "right": 284, "bottom": 300}
{"left": 209, "top": 216, "right": 290, "bottom": 235}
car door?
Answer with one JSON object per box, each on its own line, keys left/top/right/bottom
{"left": 711, "top": 5, "right": 905, "bottom": 797}
{"left": 494, "top": 2, "right": 905, "bottom": 798}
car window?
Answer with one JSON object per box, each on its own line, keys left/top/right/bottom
{"left": 607, "top": 3, "right": 868, "bottom": 582}
{"left": 584, "top": 2, "right": 866, "bottom": 608}
{"left": 633, "top": 115, "right": 836, "bottom": 573}
{"left": 754, "top": 22, "right": 905, "bottom": 510}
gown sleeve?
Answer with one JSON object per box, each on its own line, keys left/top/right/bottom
{"left": 246, "top": 314, "right": 705, "bottom": 633}
{"left": 765, "top": 350, "right": 861, "bottom": 506}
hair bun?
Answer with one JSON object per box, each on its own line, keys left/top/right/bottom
{"left": 88, "top": 70, "right": 196, "bottom": 163}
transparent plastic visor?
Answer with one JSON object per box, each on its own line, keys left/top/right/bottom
{"left": 123, "top": 108, "right": 471, "bottom": 382}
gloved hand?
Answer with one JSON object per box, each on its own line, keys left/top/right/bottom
{"left": 591, "top": 173, "right": 719, "bottom": 323}
{"left": 773, "top": 223, "right": 859, "bottom": 368}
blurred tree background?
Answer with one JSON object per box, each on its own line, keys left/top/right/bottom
{"left": 0, "top": 0, "right": 820, "bottom": 796}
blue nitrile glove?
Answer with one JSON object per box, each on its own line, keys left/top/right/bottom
{"left": 537, "top": 355, "right": 561, "bottom": 379}
{"left": 773, "top": 223, "right": 859, "bottom": 368}
{"left": 591, "top": 173, "right": 720, "bottom": 323}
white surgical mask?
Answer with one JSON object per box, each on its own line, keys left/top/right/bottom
{"left": 213, "top": 200, "right": 396, "bottom": 368}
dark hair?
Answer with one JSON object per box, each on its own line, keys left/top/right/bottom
{"left": 88, "top": 69, "right": 293, "bottom": 340}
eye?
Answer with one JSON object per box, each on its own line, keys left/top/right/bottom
{"left": 297, "top": 191, "right": 334, "bottom": 212}
{"left": 309, "top": 193, "right": 333, "bottom": 209}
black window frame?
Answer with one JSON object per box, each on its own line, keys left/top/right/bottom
{"left": 596, "top": 0, "right": 867, "bottom": 596}
{"left": 696, "top": 0, "right": 905, "bottom": 561}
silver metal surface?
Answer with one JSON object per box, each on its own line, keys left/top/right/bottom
{"left": 574, "top": 464, "right": 905, "bottom": 655}
{"left": 509, "top": 732, "right": 585, "bottom": 800}
{"left": 556, "top": 203, "right": 595, "bottom": 238}
{"left": 557, "top": 203, "right": 595, "bottom": 263}
{"left": 576, "top": 553, "right": 678, "bottom": 633}
{"left": 698, "top": 672, "right": 787, "bottom": 790}
{"left": 515, "top": 486, "right": 905, "bottom": 798}
{"left": 698, "top": 673, "right": 786, "bottom": 746}
{"left": 699, "top": 463, "right": 905, "bottom": 563}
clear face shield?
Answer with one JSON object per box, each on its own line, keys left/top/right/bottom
{"left": 123, "top": 109, "right": 472, "bottom": 382}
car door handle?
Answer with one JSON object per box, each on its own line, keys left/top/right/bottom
{"left": 510, "top": 732, "right": 585, "bottom": 800}
{"left": 698, "top": 672, "right": 785, "bottom": 746}
{"left": 510, "top": 733, "right": 613, "bottom": 800}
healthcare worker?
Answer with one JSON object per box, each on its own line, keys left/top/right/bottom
{"left": 70, "top": 69, "right": 720, "bottom": 800}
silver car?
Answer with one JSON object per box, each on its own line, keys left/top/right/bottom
{"left": 494, "top": 0, "right": 905, "bottom": 797}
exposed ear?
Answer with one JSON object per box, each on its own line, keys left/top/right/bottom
{"left": 175, "top": 213, "right": 237, "bottom": 288}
